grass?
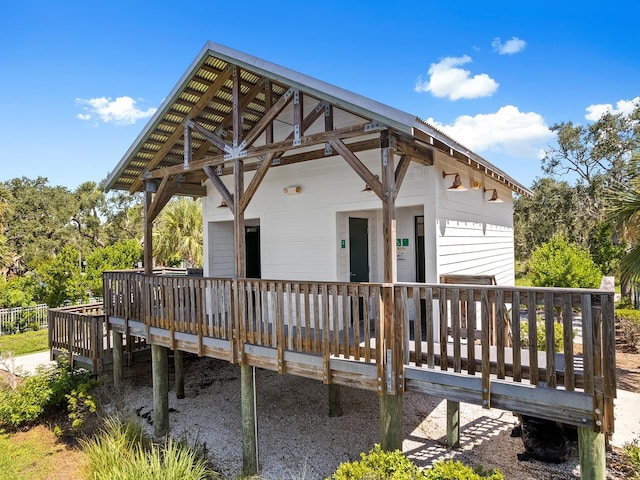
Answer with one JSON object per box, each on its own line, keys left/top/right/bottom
{"left": 0, "top": 329, "right": 49, "bottom": 356}
{"left": 0, "top": 425, "right": 87, "bottom": 480}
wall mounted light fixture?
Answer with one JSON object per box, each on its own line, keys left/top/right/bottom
{"left": 442, "top": 172, "right": 468, "bottom": 191}
{"left": 283, "top": 185, "right": 301, "bottom": 195}
{"left": 217, "top": 199, "right": 228, "bottom": 208}
{"left": 483, "top": 188, "right": 503, "bottom": 203}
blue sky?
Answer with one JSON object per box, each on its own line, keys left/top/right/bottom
{"left": 1, "top": 0, "right": 638, "bottom": 191}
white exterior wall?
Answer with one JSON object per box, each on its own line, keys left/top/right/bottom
{"left": 433, "top": 154, "right": 515, "bottom": 286}
{"left": 202, "top": 149, "right": 515, "bottom": 286}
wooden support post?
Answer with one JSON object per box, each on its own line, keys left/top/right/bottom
{"left": 174, "top": 350, "right": 185, "bottom": 399}
{"left": 112, "top": 330, "right": 124, "bottom": 389}
{"left": 379, "top": 130, "right": 403, "bottom": 451}
{"left": 578, "top": 427, "right": 606, "bottom": 480}
{"left": 446, "top": 400, "right": 460, "bottom": 449}
{"left": 241, "top": 364, "right": 258, "bottom": 476}
{"left": 379, "top": 394, "right": 403, "bottom": 451}
{"left": 152, "top": 344, "right": 169, "bottom": 437}
{"left": 328, "top": 384, "right": 342, "bottom": 417}
{"left": 143, "top": 182, "right": 155, "bottom": 276}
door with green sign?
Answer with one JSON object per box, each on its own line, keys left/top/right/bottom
{"left": 349, "top": 217, "right": 369, "bottom": 282}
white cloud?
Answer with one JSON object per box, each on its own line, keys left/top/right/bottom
{"left": 492, "top": 36, "right": 527, "bottom": 55}
{"left": 585, "top": 96, "right": 640, "bottom": 121}
{"left": 75, "top": 96, "right": 157, "bottom": 125}
{"left": 427, "top": 105, "right": 554, "bottom": 158}
{"left": 415, "top": 55, "right": 499, "bottom": 100}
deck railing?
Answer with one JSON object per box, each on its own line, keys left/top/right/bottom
{"left": 102, "top": 271, "right": 616, "bottom": 433}
{"left": 48, "top": 303, "right": 146, "bottom": 372}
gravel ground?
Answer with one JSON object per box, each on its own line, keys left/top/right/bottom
{"left": 112, "top": 356, "right": 627, "bottom": 480}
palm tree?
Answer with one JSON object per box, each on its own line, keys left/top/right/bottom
{"left": 608, "top": 154, "right": 640, "bottom": 283}
{"left": 153, "top": 198, "right": 203, "bottom": 268}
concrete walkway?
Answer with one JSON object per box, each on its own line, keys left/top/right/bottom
{"left": 2, "top": 350, "right": 639, "bottom": 447}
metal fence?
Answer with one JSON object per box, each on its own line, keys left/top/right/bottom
{"left": 0, "top": 304, "right": 49, "bottom": 335}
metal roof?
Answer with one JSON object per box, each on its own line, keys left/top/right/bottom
{"left": 105, "top": 41, "right": 531, "bottom": 196}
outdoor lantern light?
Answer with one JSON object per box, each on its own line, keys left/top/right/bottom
{"left": 442, "top": 172, "right": 468, "bottom": 191}
{"left": 484, "top": 188, "right": 503, "bottom": 203}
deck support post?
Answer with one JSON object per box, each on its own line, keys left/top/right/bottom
{"left": 152, "top": 344, "right": 169, "bottom": 437}
{"left": 241, "top": 364, "right": 258, "bottom": 476}
{"left": 174, "top": 350, "right": 185, "bottom": 399}
{"left": 112, "top": 330, "right": 124, "bottom": 389}
{"left": 578, "top": 427, "right": 606, "bottom": 480}
{"left": 379, "top": 130, "right": 403, "bottom": 452}
{"left": 446, "top": 400, "right": 460, "bottom": 449}
{"left": 328, "top": 384, "right": 342, "bottom": 417}
{"left": 380, "top": 394, "right": 403, "bottom": 450}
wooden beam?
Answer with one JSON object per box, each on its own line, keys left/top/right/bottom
{"left": 232, "top": 67, "right": 242, "bottom": 149}
{"left": 329, "top": 138, "right": 383, "bottom": 199}
{"left": 147, "top": 175, "right": 172, "bottom": 223}
{"left": 147, "top": 121, "right": 372, "bottom": 180}
{"left": 204, "top": 165, "right": 234, "bottom": 210}
{"left": 189, "top": 120, "right": 231, "bottom": 153}
{"left": 394, "top": 155, "right": 410, "bottom": 198}
{"left": 238, "top": 101, "right": 326, "bottom": 213}
{"left": 191, "top": 80, "right": 266, "bottom": 161}
{"left": 166, "top": 182, "right": 207, "bottom": 197}
{"left": 130, "top": 67, "right": 233, "bottom": 192}
{"left": 241, "top": 87, "right": 294, "bottom": 149}
{"left": 143, "top": 183, "right": 154, "bottom": 275}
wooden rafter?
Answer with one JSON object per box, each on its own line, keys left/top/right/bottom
{"left": 240, "top": 87, "right": 294, "bottom": 149}
{"left": 130, "top": 67, "right": 233, "bottom": 193}
{"left": 329, "top": 138, "right": 383, "bottom": 200}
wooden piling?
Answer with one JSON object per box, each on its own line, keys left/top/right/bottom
{"left": 241, "top": 364, "right": 258, "bottom": 476}
{"left": 152, "top": 344, "right": 169, "bottom": 437}
{"left": 379, "top": 394, "right": 403, "bottom": 451}
{"left": 328, "top": 384, "right": 342, "bottom": 417}
{"left": 174, "top": 350, "right": 185, "bottom": 399}
{"left": 446, "top": 400, "right": 460, "bottom": 449}
{"left": 112, "top": 330, "right": 123, "bottom": 389}
{"left": 578, "top": 427, "right": 605, "bottom": 480}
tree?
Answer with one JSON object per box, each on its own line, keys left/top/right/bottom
{"left": 35, "top": 245, "right": 89, "bottom": 307}
{"left": 514, "top": 178, "right": 579, "bottom": 261}
{"left": 102, "top": 190, "right": 143, "bottom": 244}
{"left": 84, "top": 239, "right": 143, "bottom": 296}
{"left": 529, "top": 235, "right": 601, "bottom": 289}
{"left": 153, "top": 198, "right": 203, "bottom": 268}
{"left": 607, "top": 154, "right": 640, "bottom": 283}
{"left": 70, "top": 181, "right": 107, "bottom": 250}
{"left": 1, "top": 177, "right": 75, "bottom": 268}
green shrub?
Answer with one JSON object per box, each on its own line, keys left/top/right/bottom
{"left": 616, "top": 309, "right": 640, "bottom": 349}
{"left": 0, "top": 359, "right": 93, "bottom": 427}
{"left": 330, "top": 445, "right": 503, "bottom": 480}
{"left": 82, "top": 417, "right": 215, "bottom": 480}
{"left": 529, "top": 235, "right": 601, "bottom": 288}
{"left": 66, "top": 380, "right": 97, "bottom": 429}
{"left": 331, "top": 444, "right": 423, "bottom": 479}
{"left": 623, "top": 438, "right": 640, "bottom": 478}
{"left": 424, "top": 460, "right": 503, "bottom": 480}
{"left": 520, "top": 320, "right": 572, "bottom": 352}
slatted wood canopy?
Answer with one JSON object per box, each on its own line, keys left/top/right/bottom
{"left": 104, "top": 41, "right": 531, "bottom": 207}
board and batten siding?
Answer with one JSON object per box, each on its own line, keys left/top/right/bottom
{"left": 202, "top": 150, "right": 516, "bottom": 285}
{"left": 434, "top": 155, "right": 515, "bottom": 286}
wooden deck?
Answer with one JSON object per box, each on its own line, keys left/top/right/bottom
{"left": 51, "top": 270, "right": 617, "bottom": 434}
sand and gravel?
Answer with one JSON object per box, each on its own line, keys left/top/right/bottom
{"left": 109, "top": 354, "right": 636, "bottom": 480}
